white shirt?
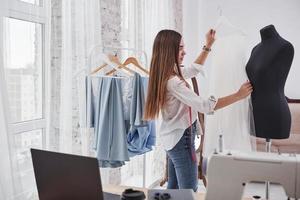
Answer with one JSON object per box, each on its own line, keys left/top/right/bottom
{"left": 160, "top": 63, "right": 218, "bottom": 150}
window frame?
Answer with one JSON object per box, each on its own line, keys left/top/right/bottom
{"left": 0, "top": 0, "right": 51, "bottom": 147}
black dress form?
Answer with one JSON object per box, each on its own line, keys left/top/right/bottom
{"left": 245, "top": 25, "right": 294, "bottom": 139}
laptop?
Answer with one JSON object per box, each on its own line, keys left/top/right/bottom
{"left": 31, "top": 148, "right": 120, "bottom": 200}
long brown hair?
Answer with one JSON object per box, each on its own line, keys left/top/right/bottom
{"left": 144, "top": 30, "right": 183, "bottom": 120}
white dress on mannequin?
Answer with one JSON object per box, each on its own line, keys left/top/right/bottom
{"left": 203, "top": 16, "right": 255, "bottom": 157}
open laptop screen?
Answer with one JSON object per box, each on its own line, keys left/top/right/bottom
{"left": 31, "top": 148, "right": 104, "bottom": 200}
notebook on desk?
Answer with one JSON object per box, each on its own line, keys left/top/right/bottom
{"left": 31, "top": 148, "right": 120, "bottom": 200}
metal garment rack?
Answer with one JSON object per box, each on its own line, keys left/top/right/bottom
{"left": 80, "top": 44, "right": 149, "bottom": 188}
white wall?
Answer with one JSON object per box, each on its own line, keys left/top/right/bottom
{"left": 183, "top": 0, "right": 300, "bottom": 98}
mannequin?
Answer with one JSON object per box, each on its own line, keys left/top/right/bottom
{"left": 246, "top": 24, "right": 294, "bottom": 139}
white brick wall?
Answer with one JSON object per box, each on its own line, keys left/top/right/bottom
{"left": 173, "top": 0, "right": 183, "bottom": 33}
{"left": 100, "top": 0, "right": 121, "bottom": 48}
{"left": 49, "top": 0, "right": 62, "bottom": 152}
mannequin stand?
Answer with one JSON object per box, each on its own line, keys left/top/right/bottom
{"left": 265, "top": 138, "right": 272, "bottom": 200}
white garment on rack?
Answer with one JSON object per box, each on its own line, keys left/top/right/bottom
{"left": 203, "top": 17, "right": 254, "bottom": 157}
{"left": 121, "top": 77, "right": 134, "bottom": 120}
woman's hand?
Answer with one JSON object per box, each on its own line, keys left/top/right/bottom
{"left": 236, "top": 81, "right": 253, "bottom": 100}
{"left": 205, "top": 29, "right": 216, "bottom": 48}
{"left": 194, "top": 29, "right": 216, "bottom": 65}
{"left": 214, "top": 81, "right": 253, "bottom": 111}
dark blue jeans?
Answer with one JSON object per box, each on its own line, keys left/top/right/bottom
{"left": 166, "top": 122, "right": 198, "bottom": 192}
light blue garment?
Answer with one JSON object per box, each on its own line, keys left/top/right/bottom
{"left": 141, "top": 76, "right": 149, "bottom": 96}
{"left": 92, "top": 77, "right": 129, "bottom": 168}
{"left": 86, "top": 77, "right": 95, "bottom": 128}
{"left": 130, "top": 73, "right": 147, "bottom": 126}
{"left": 89, "top": 73, "right": 156, "bottom": 164}
{"left": 127, "top": 121, "right": 156, "bottom": 157}
{"left": 127, "top": 73, "right": 156, "bottom": 157}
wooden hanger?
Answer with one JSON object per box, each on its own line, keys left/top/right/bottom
{"left": 91, "top": 63, "right": 107, "bottom": 75}
{"left": 91, "top": 53, "right": 113, "bottom": 75}
{"left": 106, "top": 56, "right": 149, "bottom": 76}
{"left": 91, "top": 54, "right": 134, "bottom": 75}
{"left": 123, "top": 57, "right": 149, "bottom": 75}
{"left": 105, "top": 55, "right": 135, "bottom": 75}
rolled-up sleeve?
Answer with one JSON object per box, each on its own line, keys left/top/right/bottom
{"left": 167, "top": 77, "right": 218, "bottom": 114}
{"left": 181, "top": 63, "right": 206, "bottom": 79}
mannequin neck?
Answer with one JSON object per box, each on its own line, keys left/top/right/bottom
{"left": 260, "top": 25, "right": 280, "bottom": 41}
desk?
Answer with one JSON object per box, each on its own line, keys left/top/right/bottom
{"left": 103, "top": 184, "right": 252, "bottom": 200}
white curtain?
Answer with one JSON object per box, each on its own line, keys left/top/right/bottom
{"left": 0, "top": 17, "right": 22, "bottom": 200}
{"left": 59, "top": 0, "right": 102, "bottom": 154}
{"left": 141, "top": 0, "right": 179, "bottom": 187}
{"left": 114, "top": 0, "right": 179, "bottom": 187}
{"left": 143, "top": 0, "right": 176, "bottom": 60}
{"left": 0, "top": 72, "right": 14, "bottom": 200}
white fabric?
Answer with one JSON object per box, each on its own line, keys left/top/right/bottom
{"left": 203, "top": 16, "right": 254, "bottom": 157}
{"left": 0, "top": 16, "right": 22, "bottom": 200}
{"left": 0, "top": 59, "right": 14, "bottom": 200}
{"left": 160, "top": 63, "right": 217, "bottom": 150}
{"left": 60, "top": 0, "right": 73, "bottom": 153}
{"left": 60, "top": 0, "right": 102, "bottom": 154}
{"left": 143, "top": 0, "right": 178, "bottom": 187}
{"left": 143, "top": 0, "right": 176, "bottom": 64}
{"left": 118, "top": 0, "right": 179, "bottom": 187}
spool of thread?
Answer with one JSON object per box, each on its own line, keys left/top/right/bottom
{"left": 218, "top": 134, "right": 223, "bottom": 153}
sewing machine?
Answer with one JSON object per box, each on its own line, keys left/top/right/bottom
{"left": 205, "top": 151, "right": 300, "bottom": 200}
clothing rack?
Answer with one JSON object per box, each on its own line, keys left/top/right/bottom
{"left": 73, "top": 45, "right": 148, "bottom": 78}
{"left": 79, "top": 44, "right": 149, "bottom": 188}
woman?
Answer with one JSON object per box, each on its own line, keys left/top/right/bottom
{"left": 144, "top": 29, "right": 252, "bottom": 191}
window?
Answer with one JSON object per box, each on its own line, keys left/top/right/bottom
{"left": 0, "top": 0, "right": 50, "bottom": 198}
{"left": 4, "top": 18, "right": 43, "bottom": 123}
{"left": 19, "top": 0, "right": 41, "bottom": 6}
